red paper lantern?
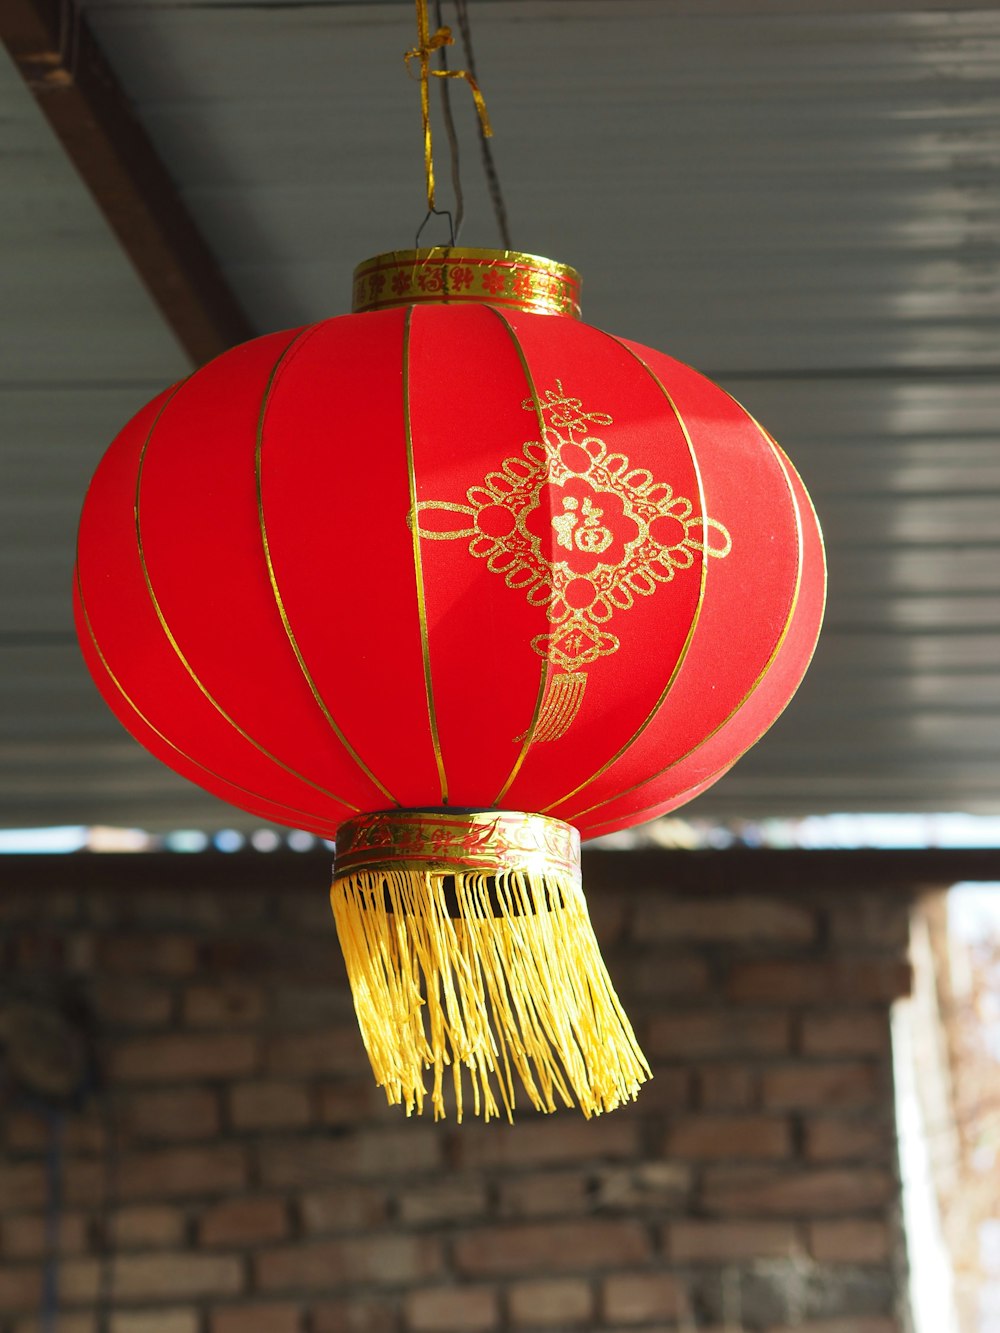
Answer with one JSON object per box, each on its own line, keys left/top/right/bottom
{"left": 75, "top": 249, "right": 825, "bottom": 1120}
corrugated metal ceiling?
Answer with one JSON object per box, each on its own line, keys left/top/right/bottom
{"left": 2, "top": 0, "right": 1000, "bottom": 830}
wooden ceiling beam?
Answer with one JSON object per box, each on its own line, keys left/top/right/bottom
{"left": 1, "top": 0, "right": 256, "bottom": 365}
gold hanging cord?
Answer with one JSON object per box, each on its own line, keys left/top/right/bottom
{"left": 405, "top": 0, "right": 493, "bottom": 214}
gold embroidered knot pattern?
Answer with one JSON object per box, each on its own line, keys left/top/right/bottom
{"left": 413, "top": 381, "right": 732, "bottom": 675}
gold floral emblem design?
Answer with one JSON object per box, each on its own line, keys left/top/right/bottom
{"left": 413, "top": 383, "right": 731, "bottom": 741}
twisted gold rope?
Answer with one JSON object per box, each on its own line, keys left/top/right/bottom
{"left": 405, "top": 0, "right": 493, "bottom": 211}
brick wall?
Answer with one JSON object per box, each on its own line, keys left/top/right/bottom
{"left": 0, "top": 856, "right": 914, "bottom": 1333}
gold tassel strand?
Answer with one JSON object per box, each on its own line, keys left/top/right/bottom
{"left": 329, "top": 810, "right": 651, "bottom": 1122}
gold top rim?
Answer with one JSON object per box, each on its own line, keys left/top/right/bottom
{"left": 352, "top": 248, "right": 582, "bottom": 319}
{"left": 332, "top": 808, "right": 580, "bottom": 880}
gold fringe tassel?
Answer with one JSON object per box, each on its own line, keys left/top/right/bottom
{"left": 330, "top": 866, "right": 651, "bottom": 1122}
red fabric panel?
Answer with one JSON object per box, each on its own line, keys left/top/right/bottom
{"left": 75, "top": 350, "right": 353, "bottom": 833}
{"left": 572, "top": 426, "right": 826, "bottom": 838}
{"left": 404, "top": 304, "right": 557, "bottom": 803}
{"left": 492, "top": 317, "right": 705, "bottom": 814}
{"left": 550, "top": 345, "right": 805, "bottom": 827}
{"left": 136, "top": 329, "right": 387, "bottom": 814}
{"left": 73, "top": 579, "right": 341, "bottom": 836}
{"left": 257, "top": 309, "right": 440, "bottom": 808}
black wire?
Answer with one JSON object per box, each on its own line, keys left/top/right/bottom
{"left": 415, "top": 207, "right": 456, "bottom": 249}
{"left": 454, "top": 0, "right": 512, "bottom": 250}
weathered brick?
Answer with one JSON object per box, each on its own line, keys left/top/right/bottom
{"left": 6, "top": 1112, "right": 105, "bottom": 1155}
{"left": 320, "top": 1082, "right": 395, "bottom": 1126}
{"left": 110, "top": 1313, "right": 198, "bottom": 1333}
{"left": 497, "top": 1172, "right": 590, "bottom": 1220}
{"left": 828, "top": 896, "right": 911, "bottom": 951}
{"left": 591, "top": 1162, "right": 693, "bottom": 1212}
{"left": 766, "top": 1322, "right": 898, "bottom": 1333}
{"left": 0, "top": 890, "right": 75, "bottom": 922}
{"left": 110, "top": 1253, "right": 245, "bottom": 1302}
{"left": 644, "top": 897, "right": 815, "bottom": 945}
{"left": 701, "top": 1167, "right": 894, "bottom": 1217}
{"left": 809, "top": 1220, "right": 891, "bottom": 1263}
{"left": 312, "top": 1298, "right": 397, "bottom": 1333}
{"left": 90, "top": 981, "right": 173, "bottom": 1029}
{"left": 8, "top": 932, "right": 68, "bottom": 971}
{"left": 12, "top": 1317, "right": 95, "bottom": 1333}
{"left": 259, "top": 1131, "right": 441, "bottom": 1187}
{"left": 586, "top": 896, "right": 626, "bottom": 946}
{"left": 614, "top": 954, "right": 710, "bottom": 998}
{"left": 0, "top": 1164, "right": 47, "bottom": 1212}
{"left": 125, "top": 1088, "right": 220, "bottom": 1141}
{"left": 98, "top": 936, "right": 198, "bottom": 975}
{"left": 697, "top": 1064, "right": 753, "bottom": 1109}
{"left": 45, "top": 1260, "right": 101, "bottom": 1306}
{"left": 801, "top": 1013, "right": 890, "bottom": 1058}
{"left": 647, "top": 1010, "right": 790, "bottom": 1059}
{"left": 257, "top": 1237, "right": 442, "bottom": 1291}
{"left": 276, "top": 895, "right": 339, "bottom": 931}
{"left": 0, "top": 875, "right": 912, "bottom": 1333}
{"left": 211, "top": 1304, "right": 302, "bottom": 1333}
{"left": 265, "top": 1030, "right": 368, "bottom": 1078}
{"left": 1, "top": 1212, "right": 89, "bottom": 1258}
{"left": 271, "top": 985, "right": 356, "bottom": 1029}
{"left": 183, "top": 983, "right": 264, "bottom": 1028}
{"left": 508, "top": 1278, "right": 593, "bottom": 1326}
{"left": 727, "top": 961, "right": 911, "bottom": 1005}
{"left": 405, "top": 1285, "right": 498, "bottom": 1332}
{"left": 301, "top": 1186, "right": 389, "bottom": 1235}
{"left": 230, "top": 1082, "right": 312, "bottom": 1131}
{"left": 257, "top": 1137, "right": 357, "bottom": 1187}
{"left": 112, "top": 1035, "right": 258, "bottom": 1083}
{"left": 124, "top": 890, "right": 238, "bottom": 929}
{"left": 454, "top": 1221, "right": 649, "bottom": 1277}
{"left": 198, "top": 938, "right": 274, "bottom": 975}
{"left": 111, "top": 1206, "right": 186, "bottom": 1250}
{"left": 668, "top": 1220, "right": 801, "bottom": 1263}
{"left": 64, "top": 1162, "right": 108, "bottom": 1208}
{"left": 602, "top": 1272, "right": 684, "bottom": 1323}
{"left": 664, "top": 1115, "right": 792, "bottom": 1160}
{"left": 762, "top": 1064, "right": 881, "bottom": 1110}
{"left": 618, "top": 1066, "right": 691, "bottom": 1113}
{"left": 0, "top": 1267, "right": 42, "bottom": 1313}
{"left": 118, "top": 1145, "right": 248, "bottom": 1199}
{"left": 399, "top": 1179, "right": 488, "bottom": 1226}
{"left": 805, "top": 1119, "right": 891, "bottom": 1163}
{"left": 452, "top": 1117, "right": 638, "bottom": 1170}
{"left": 200, "top": 1197, "right": 289, "bottom": 1247}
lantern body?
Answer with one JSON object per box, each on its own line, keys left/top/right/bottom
{"left": 75, "top": 268, "right": 824, "bottom": 841}
{"left": 75, "top": 249, "right": 825, "bottom": 1119}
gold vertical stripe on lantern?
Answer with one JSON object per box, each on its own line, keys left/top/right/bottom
{"left": 329, "top": 810, "right": 650, "bottom": 1121}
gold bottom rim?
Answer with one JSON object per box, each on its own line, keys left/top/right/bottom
{"left": 332, "top": 808, "right": 580, "bottom": 881}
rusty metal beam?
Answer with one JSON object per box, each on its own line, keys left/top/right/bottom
{"left": 1, "top": 0, "right": 256, "bottom": 364}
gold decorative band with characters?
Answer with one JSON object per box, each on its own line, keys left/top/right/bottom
{"left": 352, "top": 248, "right": 582, "bottom": 319}
{"left": 330, "top": 808, "right": 650, "bottom": 1121}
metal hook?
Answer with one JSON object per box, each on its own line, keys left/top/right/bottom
{"left": 415, "top": 206, "right": 456, "bottom": 249}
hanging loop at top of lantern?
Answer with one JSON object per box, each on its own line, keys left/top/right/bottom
{"left": 405, "top": 0, "right": 493, "bottom": 212}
